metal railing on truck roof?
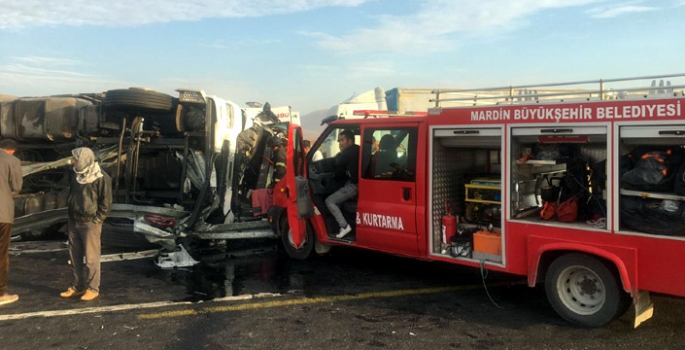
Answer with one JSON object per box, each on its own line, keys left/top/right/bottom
{"left": 430, "top": 73, "right": 685, "bottom": 107}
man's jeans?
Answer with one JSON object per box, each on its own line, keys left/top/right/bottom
{"left": 325, "top": 181, "right": 358, "bottom": 229}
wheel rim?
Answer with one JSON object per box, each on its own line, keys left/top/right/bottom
{"left": 556, "top": 265, "right": 606, "bottom": 315}
{"left": 286, "top": 228, "right": 307, "bottom": 249}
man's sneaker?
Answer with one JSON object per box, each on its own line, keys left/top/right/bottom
{"left": 60, "top": 287, "right": 85, "bottom": 298}
{"left": 335, "top": 225, "right": 352, "bottom": 238}
{"left": 0, "top": 293, "right": 18, "bottom": 306}
{"left": 80, "top": 289, "right": 99, "bottom": 301}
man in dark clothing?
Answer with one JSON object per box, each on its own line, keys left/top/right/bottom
{"left": 60, "top": 147, "right": 112, "bottom": 301}
{"left": 0, "top": 139, "right": 22, "bottom": 306}
{"left": 271, "top": 136, "right": 287, "bottom": 184}
{"left": 325, "top": 129, "right": 359, "bottom": 238}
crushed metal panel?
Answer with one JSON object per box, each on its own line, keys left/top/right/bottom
{"left": 154, "top": 245, "right": 199, "bottom": 268}
{"left": 133, "top": 221, "right": 176, "bottom": 250}
{"left": 176, "top": 150, "right": 206, "bottom": 190}
{"left": 195, "top": 228, "right": 274, "bottom": 240}
{"left": 12, "top": 208, "right": 68, "bottom": 238}
{"left": 22, "top": 144, "right": 121, "bottom": 177}
{"left": 194, "top": 220, "right": 274, "bottom": 240}
{"left": 112, "top": 204, "right": 190, "bottom": 249}
{"left": 197, "top": 220, "right": 271, "bottom": 232}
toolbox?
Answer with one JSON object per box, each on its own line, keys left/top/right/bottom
{"left": 472, "top": 229, "right": 502, "bottom": 263}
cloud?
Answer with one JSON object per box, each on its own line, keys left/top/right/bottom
{"left": 0, "top": 60, "right": 127, "bottom": 96}
{"left": 297, "top": 64, "right": 339, "bottom": 73}
{"left": 205, "top": 38, "right": 282, "bottom": 49}
{"left": 0, "top": 0, "right": 369, "bottom": 30}
{"left": 586, "top": 3, "right": 658, "bottom": 18}
{"left": 1, "top": 57, "right": 88, "bottom": 80}
{"left": 0, "top": 64, "right": 93, "bottom": 78}
{"left": 310, "top": 0, "right": 606, "bottom": 53}
{"left": 0, "top": 61, "right": 263, "bottom": 104}
{"left": 11, "top": 56, "right": 80, "bottom": 66}
{"left": 298, "top": 60, "right": 398, "bottom": 81}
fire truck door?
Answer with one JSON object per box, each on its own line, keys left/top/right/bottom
{"left": 285, "top": 125, "right": 308, "bottom": 248}
{"left": 356, "top": 125, "right": 419, "bottom": 256}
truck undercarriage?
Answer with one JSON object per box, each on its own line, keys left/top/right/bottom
{"left": 2, "top": 88, "right": 288, "bottom": 263}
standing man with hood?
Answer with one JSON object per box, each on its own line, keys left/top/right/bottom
{"left": 60, "top": 148, "right": 111, "bottom": 301}
{"left": 0, "top": 139, "right": 22, "bottom": 306}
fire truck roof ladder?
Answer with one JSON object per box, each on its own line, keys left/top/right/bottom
{"left": 352, "top": 110, "right": 429, "bottom": 118}
{"left": 430, "top": 73, "right": 685, "bottom": 108}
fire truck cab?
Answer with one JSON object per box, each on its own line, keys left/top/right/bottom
{"left": 278, "top": 73, "right": 685, "bottom": 328}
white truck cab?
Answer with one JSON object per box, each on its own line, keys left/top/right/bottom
{"left": 317, "top": 88, "right": 388, "bottom": 158}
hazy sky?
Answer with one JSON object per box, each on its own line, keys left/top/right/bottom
{"left": 1, "top": 0, "right": 683, "bottom": 116}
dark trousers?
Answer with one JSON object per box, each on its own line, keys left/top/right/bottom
{"left": 67, "top": 221, "right": 102, "bottom": 292}
{"left": 0, "top": 223, "right": 11, "bottom": 295}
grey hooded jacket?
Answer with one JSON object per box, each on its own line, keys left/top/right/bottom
{"left": 68, "top": 149, "right": 112, "bottom": 223}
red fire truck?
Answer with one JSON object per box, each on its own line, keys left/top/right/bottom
{"left": 271, "top": 74, "right": 685, "bottom": 328}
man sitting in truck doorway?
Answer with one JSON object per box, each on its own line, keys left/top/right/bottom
{"left": 325, "top": 129, "right": 360, "bottom": 239}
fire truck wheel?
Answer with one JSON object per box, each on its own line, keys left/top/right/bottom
{"left": 281, "top": 221, "right": 315, "bottom": 260}
{"left": 103, "top": 88, "right": 174, "bottom": 112}
{"left": 545, "top": 253, "right": 630, "bottom": 327}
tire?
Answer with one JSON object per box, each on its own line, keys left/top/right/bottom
{"left": 281, "top": 220, "right": 315, "bottom": 260}
{"left": 103, "top": 88, "right": 174, "bottom": 112}
{"left": 545, "top": 253, "right": 631, "bottom": 327}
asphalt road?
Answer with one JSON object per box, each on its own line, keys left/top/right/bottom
{"left": 1, "top": 240, "right": 685, "bottom": 350}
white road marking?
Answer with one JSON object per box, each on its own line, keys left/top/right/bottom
{"left": 0, "top": 292, "right": 282, "bottom": 321}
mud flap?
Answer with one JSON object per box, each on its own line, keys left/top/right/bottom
{"left": 315, "top": 241, "right": 331, "bottom": 255}
{"left": 633, "top": 290, "right": 654, "bottom": 328}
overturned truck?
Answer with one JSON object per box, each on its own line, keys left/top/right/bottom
{"left": 1, "top": 88, "right": 295, "bottom": 260}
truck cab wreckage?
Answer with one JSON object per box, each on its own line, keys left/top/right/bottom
{"left": 1, "top": 88, "right": 296, "bottom": 267}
